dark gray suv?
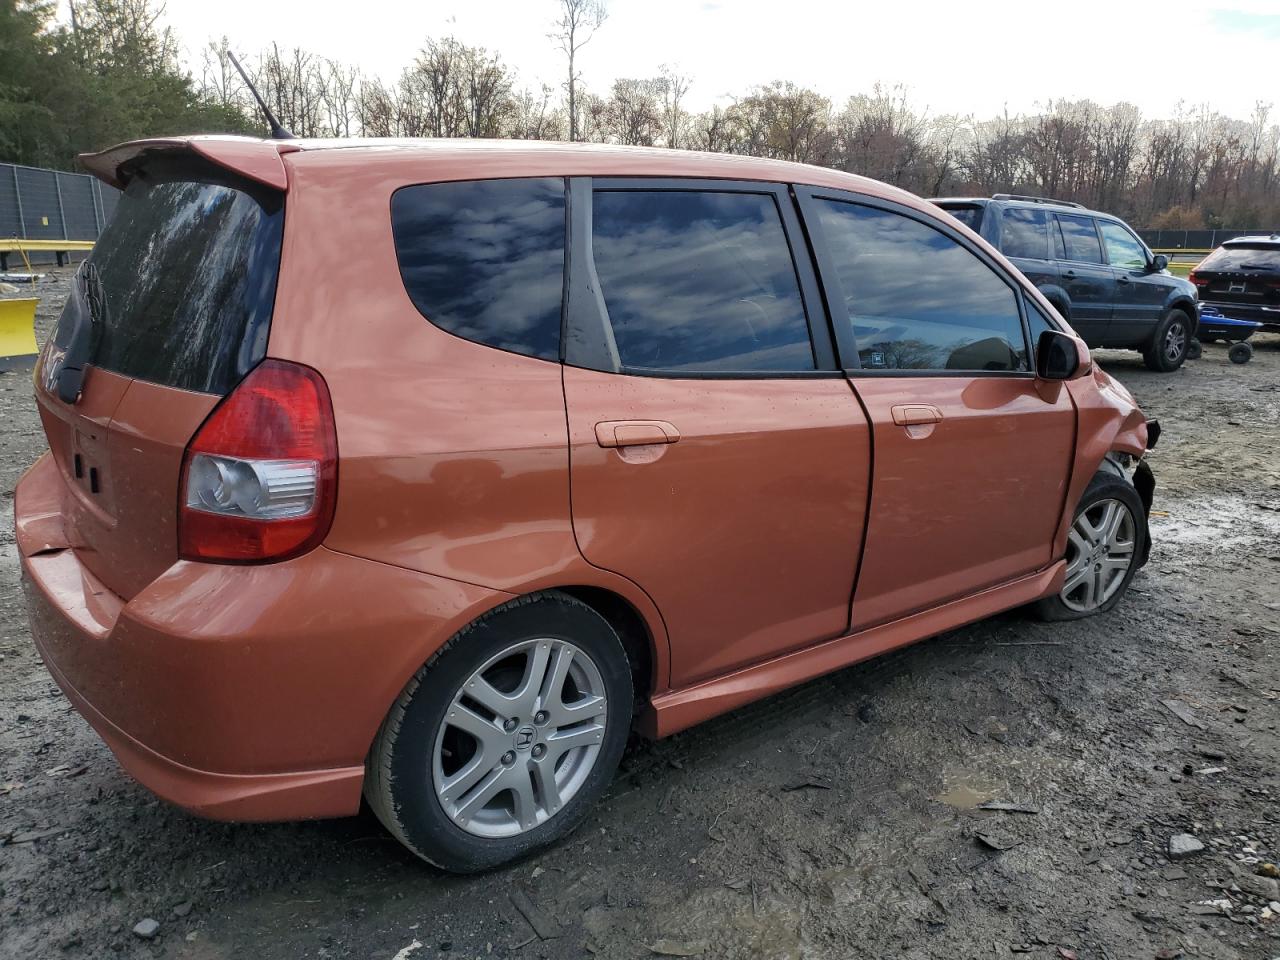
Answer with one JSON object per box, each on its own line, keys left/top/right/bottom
{"left": 933, "top": 195, "right": 1199, "bottom": 372}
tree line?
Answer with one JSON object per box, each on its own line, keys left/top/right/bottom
{"left": 3, "top": 0, "right": 1277, "bottom": 229}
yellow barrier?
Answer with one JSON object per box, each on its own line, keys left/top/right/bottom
{"left": 0, "top": 297, "right": 39, "bottom": 370}
{"left": 1, "top": 237, "right": 95, "bottom": 272}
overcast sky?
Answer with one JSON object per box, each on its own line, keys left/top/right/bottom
{"left": 68, "top": 0, "right": 1280, "bottom": 120}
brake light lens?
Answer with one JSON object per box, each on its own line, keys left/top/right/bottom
{"left": 179, "top": 360, "right": 337, "bottom": 563}
{"left": 1188, "top": 271, "right": 1208, "bottom": 287}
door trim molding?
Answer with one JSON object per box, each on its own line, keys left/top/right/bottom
{"left": 638, "top": 560, "right": 1065, "bottom": 739}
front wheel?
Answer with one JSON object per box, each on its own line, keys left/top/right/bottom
{"left": 1036, "top": 470, "right": 1147, "bottom": 621}
{"left": 1143, "top": 309, "right": 1192, "bottom": 372}
{"left": 365, "top": 592, "right": 634, "bottom": 872}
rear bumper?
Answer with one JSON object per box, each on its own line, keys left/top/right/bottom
{"left": 16, "top": 453, "right": 508, "bottom": 822}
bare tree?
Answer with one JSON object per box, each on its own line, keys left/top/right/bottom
{"left": 604, "top": 78, "right": 663, "bottom": 146}
{"left": 657, "top": 64, "right": 692, "bottom": 149}
{"left": 550, "top": 0, "right": 607, "bottom": 141}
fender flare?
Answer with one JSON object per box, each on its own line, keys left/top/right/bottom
{"left": 1037, "top": 284, "right": 1071, "bottom": 321}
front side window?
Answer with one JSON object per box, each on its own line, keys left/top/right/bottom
{"left": 813, "top": 199, "right": 1027, "bottom": 372}
{"left": 590, "top": 190, "right": 815, "bottom": 372}
{"left": 391, "top": 178, "right": 566, "bottom": 361}
{"left": 1001, "top": 207, "right": 1050, "bottom": 260}
{"left": 1099, "top": 221, "right": 1148, "bottom": 270}
{"left": 1056, "top": 214, "right": 1104, "bottom": 264}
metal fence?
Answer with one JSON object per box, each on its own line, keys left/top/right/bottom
{"left": 0, "top": 162, "right": 119, "bottom": 265}
{"left": 1139, "top": 228, "right": 1279, "bottom": 251}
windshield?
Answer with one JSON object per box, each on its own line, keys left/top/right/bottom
{"left": 1200, "top": 244, "right": 1280, "bottom": 272}
{"left": 54, "top": 156, "right": 284, "bottom": 395}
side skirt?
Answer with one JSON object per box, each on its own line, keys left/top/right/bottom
{"left": 639, "top": 560, "right": 1066, "bottom": 739}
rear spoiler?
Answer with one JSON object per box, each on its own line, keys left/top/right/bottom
{"left": 78, "top": 136, "right": 294, "bottom": 192}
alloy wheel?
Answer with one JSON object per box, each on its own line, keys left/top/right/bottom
{"left": 1060, "top": 498, "right": 1136, "bottom": 612}
{"left": 433, "top": 638, "right": 607, "bottom": 839}
{"left": 1164, "top": 320, "right": 1187, "bottom": 363}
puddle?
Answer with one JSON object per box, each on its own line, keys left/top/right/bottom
{"left": 932, "top": 766, "right": 1005, "bottom": 809}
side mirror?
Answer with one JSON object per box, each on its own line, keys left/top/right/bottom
{"left": 1036, "top": 330, "right": 1079, "bottom": 381}
{"left": 1151, "top": 254, "right": 1169, "bottom": 272}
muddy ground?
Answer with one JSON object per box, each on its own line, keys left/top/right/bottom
{"left": 1, "top": 268, "right": 1278, "bottom": 960}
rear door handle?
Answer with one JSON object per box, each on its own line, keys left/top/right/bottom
{"left": 1062, "top": 270, "right": 1078, "bottom": 280}
{"left": 891, "top": 404, "right": 943, "bottom": 426}
{"left": 595, "top": 420, "right": 681, "bottom": 448}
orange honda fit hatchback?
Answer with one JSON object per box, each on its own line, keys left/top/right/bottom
{"left": 17, "top": 136, "right": 1158, "bottom": 872}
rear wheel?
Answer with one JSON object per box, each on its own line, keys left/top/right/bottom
{"left": 365, "top": 592, "right": 633, "bottom": 872}
{"left": 1229, "top": 341, "right": 1253, "bottom": 364}
{"left": 1036, "top": 470, "right": 1146, "bottom": 621}
{"left": 1185, "top": 338, "right": 1202, "bottom": 361}
{"left": 1143, "top": 308, "right": 1191, "bottom": 372}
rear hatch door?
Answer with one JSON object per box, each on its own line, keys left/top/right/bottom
{"left": 1196, "top": 242, "right": 1280, "bottom": 310}
{"left": 35, "top": 151, "right": 284, "bottom": 600}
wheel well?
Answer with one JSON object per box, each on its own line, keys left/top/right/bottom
{"left": 1167, "top": 298, "right": 1196, "bottom": 321}
{"left": 556, "top": 586, "right": 655, "bottom": 711}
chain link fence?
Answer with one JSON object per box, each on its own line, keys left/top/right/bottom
{"left": 1138, "top": 228, "right": 1279, "bottom": 251}
{"left": 1, "top": 162, "right": 119, "bottom": 265}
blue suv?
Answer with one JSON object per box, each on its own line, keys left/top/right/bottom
{"left": 933, "top": 195, "right": 1199, "bottom": 372}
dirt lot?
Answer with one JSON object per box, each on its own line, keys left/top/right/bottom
{"left": 2, "top": 269, "right": 1278, "bottom": 960}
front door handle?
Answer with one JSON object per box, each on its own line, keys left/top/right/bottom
{"left": 891, "top": 404, "right": 943, "bottom": 427}
{"left": 1116, "top": 275, "right": 1131, "bottom": 284}
{"left": 595, "top": 420, "right": 681, "bottom": 448}
{"left": 1062, "top": 270, "right": 1078, "bottom": 280}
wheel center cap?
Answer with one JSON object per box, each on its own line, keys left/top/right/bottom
{"left": 513, "top": 725, "right": 537, "bottom": 751}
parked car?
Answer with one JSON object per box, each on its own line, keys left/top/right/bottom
{"left": 933, "top": 195, "right": 1199, "bottom": 372}
{"left": 1189, "top": 234, "right": 1280, "bottom": 332}
{"left": 17, "top": 137, "right": 1158, "bottom": 873}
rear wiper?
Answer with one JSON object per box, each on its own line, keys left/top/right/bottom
{"left": 55, "top": 262, "right": 105, "bottom": 404}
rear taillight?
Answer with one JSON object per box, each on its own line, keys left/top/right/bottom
{"left": 1188, "top": 271, "right": 1208, "bottom": 287}
{"left": 179, "top": 360, "right": 337, "bottom": 563}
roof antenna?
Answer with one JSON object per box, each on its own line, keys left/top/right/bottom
{"left": 227, "top": 50, "right": 295, "bottom": 140}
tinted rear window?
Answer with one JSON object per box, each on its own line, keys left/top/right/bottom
{"left": 1200, "top": 244, "right": 1280, "bottom": 271}
{"left": 939, "top": 205, "right": 984, "bottom": 231}
{"left": 65, "top": 158, "right": 283, "bottom": 394}
{"left": 1000, "top": 208, "right": 1050, "bottom": 260}
{"left": 391, "top": 178, "right": 566, "bottom": 362}
{"left": 590, "top": 190, "right": 815, "bottom": 372}
{"left": 1056, "top": 214, "right": 1104, "bottom": 264}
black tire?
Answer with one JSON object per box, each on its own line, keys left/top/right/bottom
{"left": 1185, "top": 338, "right": 1202, "bottom": 361}
{"left": 1143, "top": 308, "right": 1192, "bottom": 372}
{"left": 1229, "top": 341, "right": 1253, "bottom": 364}
{"left": 1035, "top": 468, "right": 1147, "bottom": 622}
{"left": 365, "top": 592, "right": 634, "bottom": 873}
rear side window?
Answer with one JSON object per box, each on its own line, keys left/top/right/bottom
{"left": 813, "top": 199, "right": 1027, "bottom": 372}
{"left": 1056, "top": 214, "right": 1104, "bottom": 264}
{"left": 940, "top": 205, "right": 984, "bottom": 231}
{"left": 1000, "top": 208, "right": 1050, "bottom": 260}
{"left": 1099, "top": 221, "right": 1148, "bottom": 270}
{"left": 590, "top": 190, "right": 814, "bottom": 372}
{"left": 70, "top": 159, "right": 283, "bottom": 394}
{"left": 391, "top": 178, "right": 566, "bottom": 362}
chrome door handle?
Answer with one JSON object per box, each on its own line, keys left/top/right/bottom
{"left": 594, "top": 420, "right": 681, "bottom": 448}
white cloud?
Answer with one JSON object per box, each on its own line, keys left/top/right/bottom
{"left": 64, "top": 0, "right": 1280, "bottom": 120}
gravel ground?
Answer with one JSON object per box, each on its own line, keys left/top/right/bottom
{"left": 1, "top": 269, "right": 1278, "bottom": 960}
